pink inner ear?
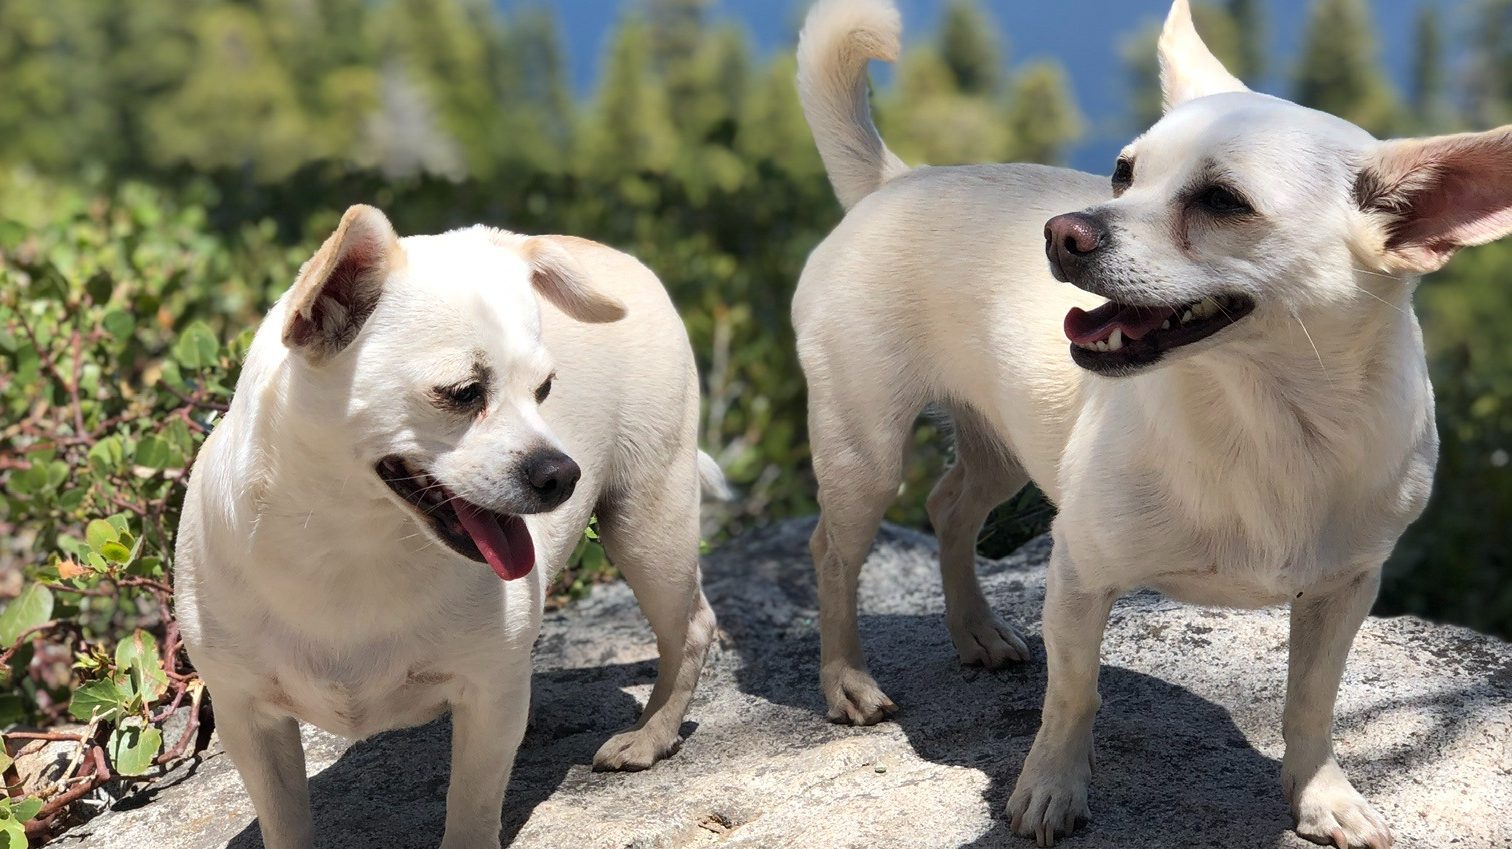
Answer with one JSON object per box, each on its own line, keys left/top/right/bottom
{"left": 286, "top": 237, "right": 386, "bottom": 351}
{"left": 1371, "top": 132, "right": 1512, "bottom": 260}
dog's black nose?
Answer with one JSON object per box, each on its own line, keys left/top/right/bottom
{"left": 1044, "top": 212, "right": 1110, "bottom": 282}
{"left": 522, "top": 451, "right": 580, "bottom": 508}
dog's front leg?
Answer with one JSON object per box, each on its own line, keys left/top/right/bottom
{"left": 1283, "top": 571, "right": 1391, "bottom": 849}
{"left": 215, "top": 694, "right": 313, "bottom": 849}
{"left": 440, "top": 662, "right": 531, "bottom": 849}
{"left": 1007, "top": 544, "right": 1115, "bottom": 848}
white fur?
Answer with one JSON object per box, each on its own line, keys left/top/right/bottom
{"left": 793, "top": 2, "right": 1512, "bottom": 847}
{"left": 176, "top": 214, "right": 721, "bottom": 849}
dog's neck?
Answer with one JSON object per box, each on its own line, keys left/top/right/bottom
{"left": 1158, "top": 275, "right": 1423, "bottom": 452}
{"left": 218, "top": 353, "right": 453, "bottom": 580}
{"left": 1115, "top": 274, "right": 1434, "bottom": 568}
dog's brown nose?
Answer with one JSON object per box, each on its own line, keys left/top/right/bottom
{"left": 523, "top": 450, "right": 580, "bottom": 509}
{"left": 1044, "top": 212, "right": 1110, "bottom": 283}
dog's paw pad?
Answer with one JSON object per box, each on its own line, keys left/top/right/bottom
{"left": 949, "top": 611, "right": 1031, "bottom": 668}
{"left": 822, "top": 667, "right": 897, "bottom": 726}
{"left": 592, "top": 729, "right": 681, "bottom": 772}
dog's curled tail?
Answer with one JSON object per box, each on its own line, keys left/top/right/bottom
{"left": 697, "top": 451, "right": 733, "bottom": 502}
{"left": 797, "top": 0, "right": 910, "bottom": 210}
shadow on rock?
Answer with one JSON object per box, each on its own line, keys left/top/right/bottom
{"left": 224, "top": 662, "right": 654, "bottom": 849}
{"left": 710, "top": 519, "right": 1293, "bottom": 848}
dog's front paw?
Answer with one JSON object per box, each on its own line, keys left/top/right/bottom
{"left": 1287, "top": 763, "right": 1392, "bottom": 849}
{"left": 592, "top": 727, "right": 681, "bottom": 772}
{"left": 821, "top": 664, "right": 897, "bottom": 726}
{"left": 947, "top": 608, "right": 1031, "bottom": 668}
{"left": 1006, "top": 750, "right": 1091, "bottom": 847}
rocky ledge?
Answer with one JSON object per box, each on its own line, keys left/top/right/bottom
{"left": 62, "top": 519, "right": 1511, "bottom": 848}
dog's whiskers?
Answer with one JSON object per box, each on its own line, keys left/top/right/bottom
{"left": 1290, "top": 310, "right": 1333, "bottom": 383}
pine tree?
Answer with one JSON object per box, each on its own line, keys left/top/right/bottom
{"left": 579, "top": 15, "right": 678, "bottom": 175}
{"left": 939, "top": 0, "right": 1002, "bottom": 96}
{"left": 1409, "top": 8, "right": 1450, "bottom": 130}
{"left": 494, "top": 7, "right": 575, "bottom": 173}
{"left": 1469, "top": 0, "right": 1512, "bottom": 126}
{"left": 1293, "top": 0, "right": 1399, "bottom": 136}
{"left": 1227, "top": 0, "right": 1265, "bottom": 81}
{"left": 143, "top": 6, "right": 312, "bottom": 177}
{"left": 1002, "top": 61, "right": 1082, "bottom": 165}
{"left": 736, "top": 55, "right": 823, "bottom": 180}
{"left": 378, "top": 0, "right": 506, "bottom": 178}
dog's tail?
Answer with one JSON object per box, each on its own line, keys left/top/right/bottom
{"left": 797, "top": 0, "right": 911, "bottom": 210}
{"left": 697, "top": 451, "right": 733, "bottom": 502}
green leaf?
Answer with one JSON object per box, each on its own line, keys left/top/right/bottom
{"left": 0, "top": 741, "right": 11, "bottom": 774}
{"left": 115, "top": 631, "right": 168, "bottom": 703}
{"left": 11, "top": 798, "right": 40, "bottom": 823}
{"left": 134, "top": 435, "right": 171, "bottom": 469}
{"left": 0, "top": 816, "right": 25, "bottom": 849}
{"left": 107, "top": 723, "right": 162, "bottom": 777}
{"left": 102, "top": 309, "right": 135, "bottom": 340}
{"left": 85, "top": 519, "right": 119, "bottom": 552}
{"left": 172, "top": 322, "right": 219, "bottom": 370}
{"left": 0, "top": 585, "right": 54, "bottom": 646}
{"left": 88, "top": 437, "right": 126, "bottom": 476}
{"left": 105, "top": 514, "right": 130, "bottom": 535}
{"left": 99, "top": 541, "right": 131, "bottom": 564}
{"left": 85, "top": 270, "right": 114, "bottom": 304}
{"left": 68, "top": 677, "right": 128, "bottom": 723}
{"left": 44, "top": 461, "right": 67, "bottom": 490}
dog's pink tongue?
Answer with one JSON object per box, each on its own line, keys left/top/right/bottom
{"left": 1064, "top": 302, "right": 1175, "bottom": 345}
{"left": 453, "top": 501, "right": 536, "bottom": 581}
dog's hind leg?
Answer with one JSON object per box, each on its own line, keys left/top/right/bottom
{"left": 808, "top": 394, "right": 916, "bottom": 726}
{"left": 1282, "top": 570, "right": 1392, "bottom": 849}
{"left": 591, "top": 464, "right": 716, "bottom": 771}
{"left": 927, "top": 406, "right": 1031, "bottom": 668}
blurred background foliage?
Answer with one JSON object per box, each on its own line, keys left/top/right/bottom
{"left": 0, "top": 0, "right": 1508, "bottom": 828}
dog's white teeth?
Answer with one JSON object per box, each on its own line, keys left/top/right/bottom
{"left": 1181, "top": 310, "right": 1195, "bottom": 324}
{"left": 1107, "top": 328, "right": 1124, "bottom": 352}
{"left": 1161, "top": 320, "right": 1171, "bottom": 330}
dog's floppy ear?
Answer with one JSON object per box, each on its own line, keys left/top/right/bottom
{"left": 283, "top": 204, "right": 402, "bottom": 361}
{"left": 1159, "top": 0, "right": 1248, "bottom": 113}
{"left": 522, "top": 238, "right": 627, "bottom": 324}
{"left": 1354, "top": 127, "right": 1512, "bottom": 276}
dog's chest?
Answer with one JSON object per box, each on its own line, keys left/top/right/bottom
{"left": 263, "top": 655, "right": 456, "bottom": 739}
{"left": 1058, "top": 390, "right": 1432, "bottom": 605}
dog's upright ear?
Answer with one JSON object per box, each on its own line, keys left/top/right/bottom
{"left": 1159, "top": 0, "right": 1248, "bottom": 113}
{"left": 1354, "top": 127, "right": 1512, "bottom": 276}
{"left": 283, "top": 205, "right": 402, "bottom": 361}
{"left": 522, "top": 238, "right": 627, "bottom": 324}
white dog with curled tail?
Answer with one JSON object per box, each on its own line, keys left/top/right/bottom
{"left": 793, "top": 1, "right": 1512, "bottom": 846}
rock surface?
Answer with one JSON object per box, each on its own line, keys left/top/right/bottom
{"left": 61, "top": 519, "right": 1512, "bottom": 849}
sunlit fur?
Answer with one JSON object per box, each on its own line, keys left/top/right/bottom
{"left": 176, "top": 211, "right": 721, "bottom": 849}
{"left": 792, "top": 1, "right": 1512, "bottom": 847}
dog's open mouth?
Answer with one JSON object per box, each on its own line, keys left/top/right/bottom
{"left": 1064, "top": 294, "right": 1255, "bottom": 375}
{"left": 376, "top": 456, "right": 535, "bottom": 581}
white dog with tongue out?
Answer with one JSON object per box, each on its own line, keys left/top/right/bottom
{"left": 795, "top": 0, "right": 1512, "bottom": 846}
{"left": 175, "top": 205, "right": 723, "bottom": 849}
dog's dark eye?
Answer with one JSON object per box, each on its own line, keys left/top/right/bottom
{"left": 1112, "top": 158, "right": 1134, "bottom": 193}
{"left": 442, "top": 382, "right": 485, "bottom": 409}
{"left": 1197, "top": 185, "right": 1252, "bottom": 215}
{"left": 535, "top": 376, "right": 553, "bottom": 404}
